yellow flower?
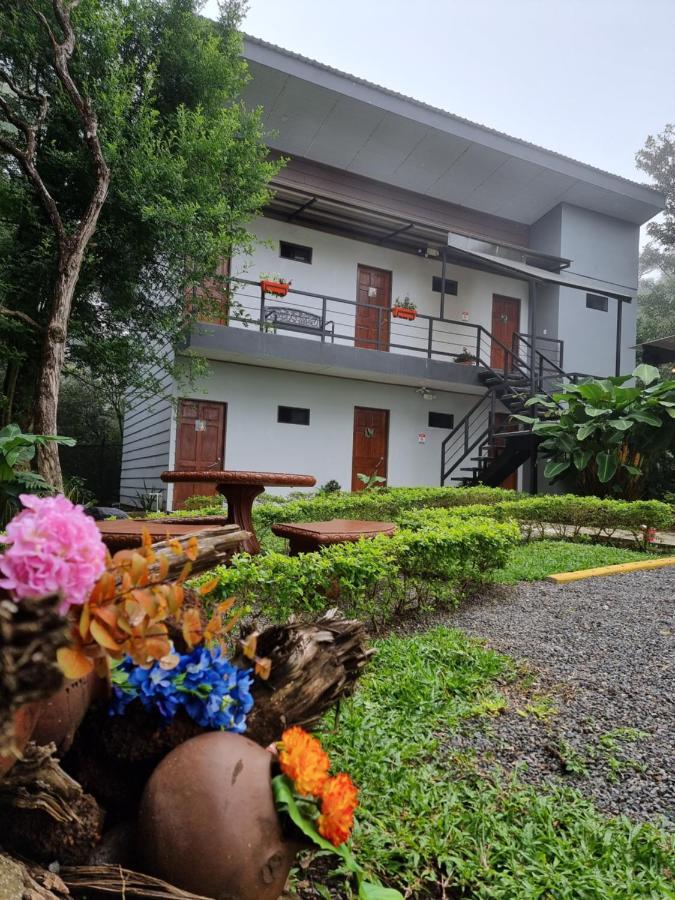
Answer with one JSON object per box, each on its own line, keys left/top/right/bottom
{"left": 318, "top": 773, "right": 358, "bottom": 846}
{"left": 278, "top": 726, "right": 330, "bottom": 797}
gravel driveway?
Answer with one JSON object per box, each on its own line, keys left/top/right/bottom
{"left": 445, "top": 568, "right": 675, "bottom": 826}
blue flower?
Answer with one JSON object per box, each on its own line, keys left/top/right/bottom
{"left": 108, "top": 645, "right": 255, "bottom": 732}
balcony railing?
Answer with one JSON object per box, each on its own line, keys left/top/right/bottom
{"left": 204, "top": 278, "right": 546, "bottom": 368}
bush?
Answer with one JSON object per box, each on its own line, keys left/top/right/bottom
{"left": 397, "top": 494, "right": 672, "bottom": 546}
{"left": 253, "top": 485, "right": 514, "bottom": 532}
{"left": 202, "top": 518, "right": 520, "bottom": 629}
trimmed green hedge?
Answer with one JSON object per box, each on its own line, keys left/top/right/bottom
{"left": 202, "top": 517, "right": 519, "bottom": 628}
{"left": 252, "top": 485, "right": 514, "bottom": 531}
{"left": 397, "top": 494, "right": 672, "bottom": 545}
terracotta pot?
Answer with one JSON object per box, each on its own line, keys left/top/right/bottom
{"left": 138, "top": 732, "right": 302, "bottom": 900}
{"left": 32, "top": 672, "right": 104, "bottom": 756}
{"left": 0, "top": 701, "right": 42, "bottom": 779}
{"left": 391, "top": 306, "right": 416, "bottom": 320}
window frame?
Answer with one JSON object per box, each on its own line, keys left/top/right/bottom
{"left": 279, "top": 241, "right": 313, "bottom": 265}
{"left": 277, "top": 405, "right": 311, "bottom": 426}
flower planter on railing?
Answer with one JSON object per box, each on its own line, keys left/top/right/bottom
{"left": 260, "top": 280, "right": 290, "bottom": 298}
{"left": 391, "top": 306, "right": 416, "bottom": 321}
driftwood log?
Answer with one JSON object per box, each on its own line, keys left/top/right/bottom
{"left": 130, "top": 524, "right": 250, "bottom": 581}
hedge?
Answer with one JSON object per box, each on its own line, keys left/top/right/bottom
{"left": 201, "top": 518, "right": 520, "bottom": 629}
{"left": 252, "top": 485, "right": 515, "bottom": 532}
{"left": 396, "top": 495, "right": 672, "bottom": 545}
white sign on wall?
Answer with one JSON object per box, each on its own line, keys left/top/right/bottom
{"left": 418, "top": 432, "right": 426, "bottom": 444}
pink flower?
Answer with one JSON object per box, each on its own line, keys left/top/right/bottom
{"left": 0, "top": 494, "right": 107, "bottom": 613}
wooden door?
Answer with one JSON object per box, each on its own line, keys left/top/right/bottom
{"left": 351, "top": 407, "right": 389, "bottom": 492}
{"left": 490, "top": 295, "right": 521, "bottom": 370}
{"left": 172, "top": 400, "right": 226, "bottom": 508}
{"left": 355, "top": 265, "right": 391, "bottom": 351}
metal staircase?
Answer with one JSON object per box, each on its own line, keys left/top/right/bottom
{"left": 440, "top": 333, "right": 571, "bottom": 488}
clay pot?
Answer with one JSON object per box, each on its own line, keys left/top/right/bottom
{"left": 138, "top": 732, "right": 302, "bottom": 900}
{"left": 32, "top": 672, "right": 104, "bottom": 756}
{"left": 0, "top": 701, "right": 42, "bottom": 779}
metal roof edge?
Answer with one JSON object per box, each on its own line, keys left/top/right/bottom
{"left": 242, "top": 34, "right": 665, "bottom": 216}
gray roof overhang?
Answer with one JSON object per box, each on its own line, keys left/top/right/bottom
{"left": 243, "top": 36, "right": 665, "bottom": 228}
{"left": 447, "top": 235, "right": 634, "bottom": 301}
{"left": 634, "top": 335, "right": 675, "bottom": 364}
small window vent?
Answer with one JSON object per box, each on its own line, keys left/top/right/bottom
{"left": 428, "top": 412, "right": 454, "bottom": 429}
{"left": 280, "top": 241, "right": 313, "bottom": 264}
{"left": 586, "top": 293, "right": 608, "bottom": 312}
{"left": 278, "top": 405, "right": 310, "bottom": 426}
{"left": 432, "top": 276, "right": 458, "bottom": 296}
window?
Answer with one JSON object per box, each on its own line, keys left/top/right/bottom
{"left": 280, "top": 241, "right": 313, "bottom": 264}
{"left": 432, "top": 276, "right": 458, "bottom": 295}
{"left": 428, "top": 411, "right": 454, "bottom": 429}
{"left": 586, "top": 293, "right": 608, "bottom": 312}
{"left": 277, "top": 405, "right": 310, "bottom": 426}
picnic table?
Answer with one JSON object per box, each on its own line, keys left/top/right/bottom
{"left": 160, "top": 469, "right": 316, "bottom": 554}
{"left": 96, "top": 519, "right": 223, "bottom": 554}
{"left": 271, "top": 519, "right": 397, "bottom": 556}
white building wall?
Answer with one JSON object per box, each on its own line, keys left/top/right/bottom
{"left": 168, "top": 360, "right": 479, "bottom": 502}
{"left": 228, "top": 218, "right": 529, "bottom": 361}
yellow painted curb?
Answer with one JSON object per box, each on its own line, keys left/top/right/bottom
{"left": 547, "top": 556, "right": 675, "bottom": 584}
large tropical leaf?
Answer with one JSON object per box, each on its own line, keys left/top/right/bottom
{"left": 628, "top": 410, "right": 662, "bottom": 427}
{"left": 585, "top": 407, "right": 611, "bottom": 417}
{"left": 632, "top": 363, "right": 660, "bottom": 386}
{"left": 596, "top": 450, "right": 619, "bottom": 483}
{"left": 576, "top": 422, "right": 597, "bottom": 441}
{"left": 607, "top": 419, "right": 633, "bottom": 431}
{"left": 543, "top": 459, "right": 570, "bottom": 480}
{"left": 572, "top": 448, "right": 593, "bottom": 471}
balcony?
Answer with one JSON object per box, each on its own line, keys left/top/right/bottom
{"left": 186, "top": 278, "right": 564, "bottom": 392}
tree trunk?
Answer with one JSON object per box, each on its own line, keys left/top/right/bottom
{"left": 35, "top": 260, "right": 82, "bottom": 491}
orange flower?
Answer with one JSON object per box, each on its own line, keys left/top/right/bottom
{"left": 278, "top": 726, "right": 330, "bottom": 797}
{"left": 318, "top": 773, "right": 358, "bottom": 846}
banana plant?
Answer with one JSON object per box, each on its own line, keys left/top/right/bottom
{"left": 512, "top": 365, "right": 675, "bottom": 498}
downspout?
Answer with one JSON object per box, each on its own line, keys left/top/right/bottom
{"left": 439, "top": 247, "right": 447, "bottom": 319}
{"left": 615, "top": 299, "right": 623, "bottom": 376}
{"left": 528, "top": 278, "right": 538, "bottom": 495}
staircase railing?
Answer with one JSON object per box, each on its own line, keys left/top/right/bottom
{"left": 440, "top": 391, "right": 496, "bottom": 484}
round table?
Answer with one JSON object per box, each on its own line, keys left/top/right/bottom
{"left": 160, "top": 470, "right": 316, "bottom": 554}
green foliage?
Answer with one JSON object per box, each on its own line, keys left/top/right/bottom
{"left": 312, "top": 628, "right": 675, "bottom": 897}
{"left": 202, "top": 519, "right": 519, "bottom": 629}
{"left": 0, "top": 0, "right": 277, "bottom": 425}
{"left": 317, "top": 479, "right": 342, "bottom": 495}
{"left": 0, "top": 425, "right": 75, "bottom": 526}
{"left": 397, "top": 494, "right": 672, "bottom": 546}
{"left": 253, "top": 485, "right": 513, "bottom": 532}
{"left": 514, "top": 366, "right": 675, "bottom": 498}
{"left": 489, "top": 540, "right": 660, "bottom": 584}
{"left": 356, "top": 473, "right": 387, "bottom": 490}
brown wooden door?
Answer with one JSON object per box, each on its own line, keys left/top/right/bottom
{"left": 355, "top": 265, "right": 391, "bottom": 351}
{"left": 172, "top": 400, "right": 226, "bottom": 508}
{"left": 493, "top": 412, "right": 518, "bottom": 490}
{"left": 490, "top": 295, "right": 521, "bottom": 370}
{"left": 351, "top": 407, "right": 389, "bottom": 492}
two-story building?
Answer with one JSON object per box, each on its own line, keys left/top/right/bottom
{"left": 119, "top": 36, "right": 664, "bottom": 509}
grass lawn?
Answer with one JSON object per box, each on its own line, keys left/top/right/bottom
{"left": 490, "top": 539, "right": 662, "bottom": 584}
{"left": 305, "top": 628, "right": 674, "bottom": 898}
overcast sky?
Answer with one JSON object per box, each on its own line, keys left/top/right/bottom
{"left": 203, "top": 0, "right": 674, "bottom": 189}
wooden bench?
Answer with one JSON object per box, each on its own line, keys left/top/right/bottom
{"left": 264, "top": 306, "right": 335, "bottom": 341}
{"left": 271, "top": 519, "right": 397, "bottom": 556}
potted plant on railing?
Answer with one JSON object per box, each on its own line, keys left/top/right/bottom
{"left": 454, "top": 347, "right": 478, "bottom": 366}
{"left": 260, "top": 273, "right": 292, "bottom": 298}
{"left": 391, "top": 295, "right": 417, "bottom": 321}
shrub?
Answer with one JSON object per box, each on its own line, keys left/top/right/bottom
{"left": 397, "top": 494, "right": 672, "bottom": 546}
{"left": 253, "top": 485, "right": 514, "bottom": 532}
{"left": 202, "top": 519, "right": 520, "bottom": 629}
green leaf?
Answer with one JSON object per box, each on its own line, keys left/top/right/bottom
{"left": 607, "top": 419, "right": 633, "bottom": 431}
{"left": 632, "top": 363, "right": 660, "bottom": 385}
{"left": 628, "top": 411, "right": 661, "bottom": 427}
{"left": 510, "top": 414, "right": 537, "bottom": 425}
{"left": 572, "top": 448, "right": 593, "bottom": 470}
{"left": 576, "top": 422, "right": 597, "bottom": 441}
{"left": 667, "top": 407, "right": 675, "bottom": 419}
{"left": 543, "top": 459, "right": 570, "bottom": 480}
{"left": 585, "top": 407, "right": 610, "bottom": 417}
{"left": 623, "top": 464, "right": 642, "bottom": 476}
{"left": 596, "top": 450, "right": 618, "bottom": 483}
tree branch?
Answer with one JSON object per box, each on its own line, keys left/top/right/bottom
{"left": 0, "top": 304, "right": 44, "bottom": 331}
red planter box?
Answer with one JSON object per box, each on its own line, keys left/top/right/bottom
{"left": 392, "top": 306, "right": 416, "bottom": 321}
{"left": 260, "top": 280, "right": 290, "bottom": 297}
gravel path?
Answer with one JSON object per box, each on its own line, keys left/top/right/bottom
{"left": 445, "top": 568, "right": 675, "bottom": 826}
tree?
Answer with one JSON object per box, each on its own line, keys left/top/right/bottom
{"left": 0, "top": 0, "right": 277, "bottom": 488}
{"left": 636, "top": 124, "right": 675, "bottom": 252}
